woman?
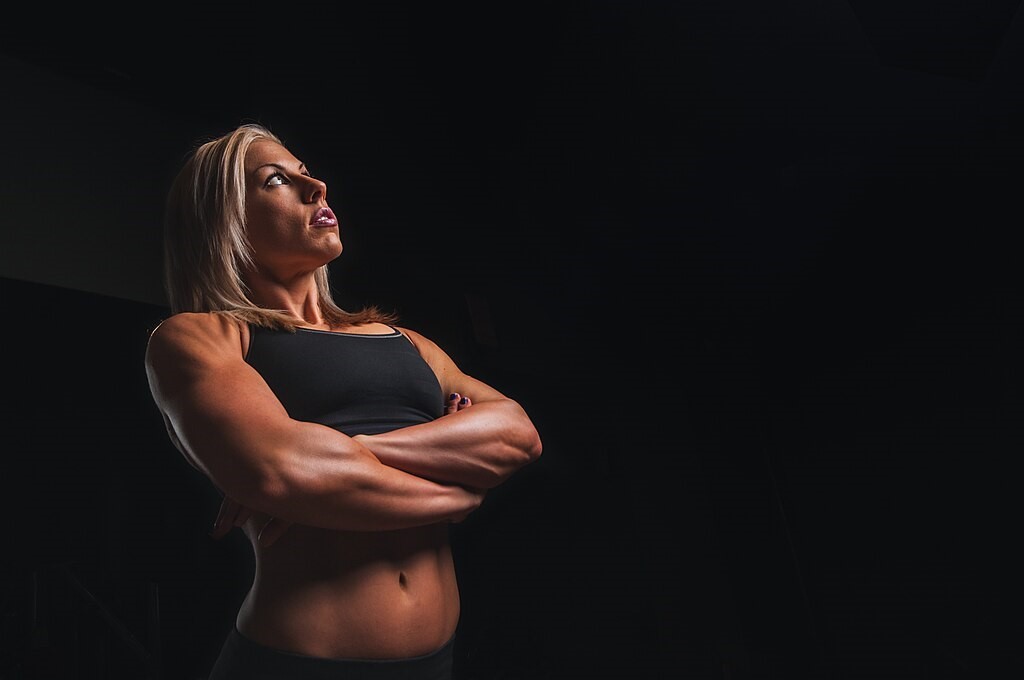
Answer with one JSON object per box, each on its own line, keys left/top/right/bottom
{"left": 144, "top": 123, "right": 543, "bottom": 679}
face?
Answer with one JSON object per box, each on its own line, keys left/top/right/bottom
{"left": 243, "top": 139, "right": 342, "bottom": 277}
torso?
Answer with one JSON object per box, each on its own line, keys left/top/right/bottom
{"left": 234, "top": 321, "right": 460, "bottom": 659}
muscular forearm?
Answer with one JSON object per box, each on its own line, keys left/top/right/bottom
{"left": 353, "top": 399, "right": 543, "bottom": 489}
{"left": 201, "top": 420, "right": 483, "bottom": 532}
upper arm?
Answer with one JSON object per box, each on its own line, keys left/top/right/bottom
{"left": 398, "top": 326, "right": 542, "bottom": 459}
{"left": 144, "top": 313, "right": 297, "bottom": 505}
{"left": 397, "top": 326, "right": 507, "bottom": 403}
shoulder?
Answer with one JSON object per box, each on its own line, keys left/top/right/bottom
{"left": 395, "top": 326, "right": 509, "bottom": 402}
{"left": 146, "top": 312, "right": 248, "bottom": 371}
{"left": 394, "top": 325, "right": 464, "bottom": 383}
{"left": 394, "top": 326, "right": 448, "bottom": 360}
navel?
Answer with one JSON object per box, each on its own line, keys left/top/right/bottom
{"left": 398, "top": 571, "right": 408, "bottom": 589}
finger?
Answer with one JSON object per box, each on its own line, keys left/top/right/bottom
{"left": 444, "top": 393, "right": 461, "bottom": 415}
{"left": 258, "top": 518, "right": 294, "bottom": 548}
{"left": 456, "top": 395, "right": 472, "bottom": 411}
{"left": 234, "top": 506, "right": 252, "bottom": 527}
{"left": 210, "top": 497, "right": 239, "bottom": 539}
{"left": 211, "top": 496, "right": 247, "bottom": 538}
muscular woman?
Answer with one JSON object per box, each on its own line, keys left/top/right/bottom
{"left": 145, "top": 123, "right": 542, "bottom": 679}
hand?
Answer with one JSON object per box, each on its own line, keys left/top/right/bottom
{"left": 444, "top": 392, "right": 472, "bottom": 415}
{"left": 210, "top": 494, "right": 293, "bottom": 548}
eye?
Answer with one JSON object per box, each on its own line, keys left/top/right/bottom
{"left": 264, "top": 172, "right": 288, "bottom": 187}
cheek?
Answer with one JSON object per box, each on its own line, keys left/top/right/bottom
{"left": 244, "top": 215, "right": 270, "bottom": 252}
{"left": 245, "top": 205, "right": 291, "bottom": 251}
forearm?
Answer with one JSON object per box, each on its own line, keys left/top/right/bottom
{"left": 353, "top": 399, "right": 543, "bottom": 489}
{"left": 208, "top": 421, "right": 483, "bottom": 532}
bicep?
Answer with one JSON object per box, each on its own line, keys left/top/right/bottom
{"left": 445, "top": 371, "right": 508, "bottom": 405}
{"left": 172, "top": 365, "right": 293, "bottom": 491}
{"left": 399, "top": 326, "right": 507, "bottom": 404}
{"left": 145, "top": 318, "right": 294, "bottom": 503}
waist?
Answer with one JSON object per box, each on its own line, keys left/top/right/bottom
{"left": 237, "top": 524, "right": 460, "bottom": 658}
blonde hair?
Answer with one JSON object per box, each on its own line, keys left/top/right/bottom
{"left": 163, "top": 123, "right": 395, "bottom": 331}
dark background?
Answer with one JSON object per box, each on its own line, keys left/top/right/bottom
{"left": 2, "top": 2, "right": 1022, "bottom": 678}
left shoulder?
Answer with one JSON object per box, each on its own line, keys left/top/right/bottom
{"left": 394, "top": 326, "right": 464, "bottom": 391}
{"left": 394, "top": 326, "right": 452, "bottom": 365}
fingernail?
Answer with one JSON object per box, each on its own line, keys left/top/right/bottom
{"left": 449, "top": 393, "right": 459, "bottom": 401}
{"left": 459, "top": 397, "right": 469, "bottom": 405}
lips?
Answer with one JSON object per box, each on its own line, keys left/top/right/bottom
{"left": 311, "top": 207, "right": 338, "bottom": 227}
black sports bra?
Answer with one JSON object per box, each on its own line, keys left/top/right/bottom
{"left": 245, "top": 325, "right": 444, "bottom": 436}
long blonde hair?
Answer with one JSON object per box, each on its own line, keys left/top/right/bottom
{"left": 163, "top": 123, "right": 395, "bottom": 330}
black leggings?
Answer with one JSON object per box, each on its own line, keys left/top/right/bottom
{"left": 207, "top": 626, "right": 455, "bottom": 680}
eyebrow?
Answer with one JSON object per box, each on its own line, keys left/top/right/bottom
{"left": 254, "top": 162, "right": 308, "bottom": 174}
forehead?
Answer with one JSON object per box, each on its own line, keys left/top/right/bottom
{"left": 245, "top": 139, "right": 300, "bottom": 172}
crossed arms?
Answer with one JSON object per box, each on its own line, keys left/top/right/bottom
{"left": 144, "top": 312, "right": 543, "bottom": 543}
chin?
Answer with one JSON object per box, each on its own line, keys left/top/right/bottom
{"left": 317, "top": 233, "right": 343, "bottom": 257}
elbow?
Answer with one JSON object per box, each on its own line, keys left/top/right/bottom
{"left": 256, "top": 463, "right": 295, "bottom": 511}
{"left": 524, "top": 428, "right": 543, "bottom": 463}
{"left": 225, "top": 444, "right": 307, "bottom": 516}
{"left": 506, "top": 400, "right": 543, "bottom": 464}
{"left": 513, "top": 419, "right": 543, "bottom": 466}
{"left": 490, "top": 426, "right": 543, "bottom": 486}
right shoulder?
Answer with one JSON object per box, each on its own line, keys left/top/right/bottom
{"left": 145, "top": 312, "right": 250, "bottom": 371}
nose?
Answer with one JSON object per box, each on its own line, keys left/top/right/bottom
{"left": 303, "top": 175, "right": 328, "bottom": 204}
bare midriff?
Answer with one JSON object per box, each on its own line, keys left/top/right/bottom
{"left": 235, "top": 521, "right": 459, "bottom": 659}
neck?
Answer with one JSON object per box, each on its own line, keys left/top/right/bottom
{"left": 245, "top": 271, "right": 326, "bottom": 326}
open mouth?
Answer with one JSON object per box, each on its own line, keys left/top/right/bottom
{"left": 311, "top": 207, "right": 338, "bottom": 227}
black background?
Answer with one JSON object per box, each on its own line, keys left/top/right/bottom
{"left": 1, "top": 2, "right": 1022, "bottom": 678}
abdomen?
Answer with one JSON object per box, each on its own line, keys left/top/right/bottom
{"left": 236, "top": 522, "right": 460, "bottom": 659}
